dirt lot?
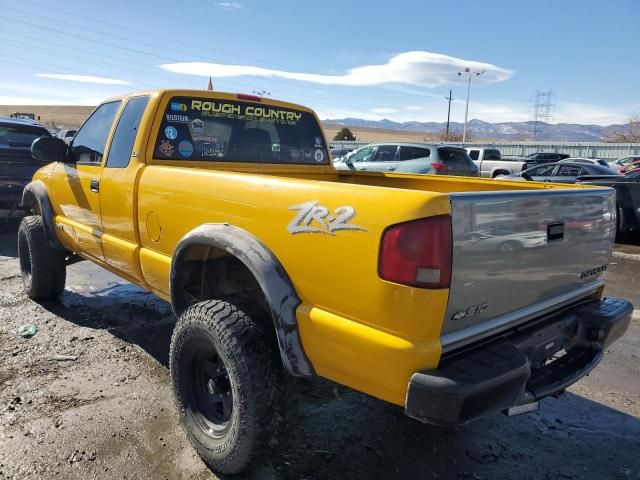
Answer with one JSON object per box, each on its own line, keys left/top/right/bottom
{"left": 1, "top": 220, "right": 639, "bottom": 480}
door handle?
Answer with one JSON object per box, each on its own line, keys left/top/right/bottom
{"left": 90, "top": 179, "right": 100, "bottom": 192}
{"left": 386, "top": 166, "right": 396, "bottom": 171}
{"left": 358, "top": 167, "right": 366, "bottom": 171}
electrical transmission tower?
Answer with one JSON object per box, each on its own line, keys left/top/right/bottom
{"left": 530, "top": 89, "right": 555, "bottom": 140}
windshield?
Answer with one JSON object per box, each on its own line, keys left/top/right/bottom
{"left": 154, "top": 96, "right": 329, "bottom": 164}
{"left": 0, "top": 123, "right": 51, "bottom": 147}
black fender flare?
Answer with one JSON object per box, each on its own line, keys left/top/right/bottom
{"left": 21, "top": 180, "right": 65, "bottom": 250}
{"left": 170, "top": 223, "right": 314, "bottom": 377}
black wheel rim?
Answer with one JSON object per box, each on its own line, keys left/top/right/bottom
{"left": 189, "top": 344, "right": 233, "bottom": 436}
{"left": 18, "top": 231, "right": 32, "bottom": 285}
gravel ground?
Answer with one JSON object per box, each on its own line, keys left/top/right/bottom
{"left": 0, "top": 220, "right": 639, "bottom": 480}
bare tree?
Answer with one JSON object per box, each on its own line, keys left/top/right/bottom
{"left": 605, "top": 116, "right": 640, "bottom": 143}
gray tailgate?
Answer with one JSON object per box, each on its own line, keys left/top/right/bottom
{"left": 442, "top": 188, "right": 616, "bottom": 351}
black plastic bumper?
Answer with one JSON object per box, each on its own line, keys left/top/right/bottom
{"left": 405, "top": 297, "right": 633, "bottom": 426}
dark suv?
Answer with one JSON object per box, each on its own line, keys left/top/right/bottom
{"left": 0, "top": 117, "right": 51, "bottom": 218}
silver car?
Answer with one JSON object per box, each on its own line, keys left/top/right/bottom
{"left": 333, "top": 142, "right": 479, "bottom": 176}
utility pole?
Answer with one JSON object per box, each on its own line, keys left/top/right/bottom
{"left": 445, "top": 89, "right": 454, "bottom": 139}
{"left": 457, "top": 68, "right": 485, "bottom": 143}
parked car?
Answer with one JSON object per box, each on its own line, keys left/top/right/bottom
{"left": 578, "top": 169, "right": 640, "bottom": 233}
{"left": 559, "top": 157, "right": 610, "bottom": 167}
{"left": 22, "top": 88, "right": 631, "bottom": 474}
{"left": 466, "top": 147, "right": 526, "bottom": 178}
{"left": 495, "top": 161, "right": 619, "bottom": 183}
{"left": 0, "top": 117, "right": 51, "bottom": 219}
{"left": 608, "top": 155, "right": 640, "bottom": 173}
{"left": 334, "top": 142, "right": 479, "bottom": 176}
{"left": 56, "top": 129, "right": 77, "bottom": 144}
{"left": 619, "top": 159, "right": 640, "bottom": 174}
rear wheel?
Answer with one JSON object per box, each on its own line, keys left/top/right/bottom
{"left": 170, "top": 299, "right": 296, "bottom": 474}
{"left": 17, "top": 216, "right": 66, "bottom": 299}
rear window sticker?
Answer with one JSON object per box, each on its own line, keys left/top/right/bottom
{"left": 159, "top": 140, "right": 175, "bottom": 157}
{"left": 178, "top": 140, "right": 193, "bottom": 158}
{"left": 164, "top": 126, "right": 178, "bottom": 140}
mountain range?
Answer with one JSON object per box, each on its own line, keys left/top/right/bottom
{"left": 323, "top": 118, "right": 631, "bottom": 142}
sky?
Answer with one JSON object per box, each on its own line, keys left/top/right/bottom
{"left": 0, "top": 0, "right": 638, "bottom": 126}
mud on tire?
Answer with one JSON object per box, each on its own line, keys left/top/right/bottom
{"left": 17, "top": 215, "right": 67, "bottom": 299}
{"left": 169, "top": 299, "right": 296, "bottom": 475}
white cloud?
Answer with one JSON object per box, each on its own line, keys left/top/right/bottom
{"left": 554, "top": 102, "right": 629, "bottom": 125}
{"left": 404, "top": 106, "right": 423, "bottom": 111}
{"left": 160, "top": 51, "right": 513, "bottom": 87}
{"left": 215, "top": 1, "right": 241, "bottom": 10}
{"left": 35, "top": 74, "right": 131, "bottom": 85}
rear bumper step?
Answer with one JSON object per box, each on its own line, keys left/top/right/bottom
{"left": 405, "top": 297, "right": 633, "bottom": 426}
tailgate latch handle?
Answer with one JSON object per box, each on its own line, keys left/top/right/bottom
{"left": 547, "top": 222, "right": 565, "bottom": 242}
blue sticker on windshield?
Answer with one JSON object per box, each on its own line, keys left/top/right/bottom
{"left": 178, "top": 140, "right": 193, "bottom": 158}
{"left": 164, "top": 126, "right": 178, "bottom": 140}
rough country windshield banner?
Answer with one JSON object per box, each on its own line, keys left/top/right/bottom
{"left": 154, "top": 96, "right": 329, "bottom": 164}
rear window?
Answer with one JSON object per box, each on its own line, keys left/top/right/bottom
{"left": 0, "top": 123, "right": 50, "bottom": 147}
{"left": 154, "top": 96, "right": 328, "bottom": 164}
{"left": 437, "top": 147, "right": 474, "bottom": 166}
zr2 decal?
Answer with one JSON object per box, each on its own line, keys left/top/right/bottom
{"left": 287, "top": 201, "right": 366, "bottom": 236}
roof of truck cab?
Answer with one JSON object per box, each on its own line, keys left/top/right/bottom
{"left": 101, "top": 89, "right": 315, "bottom": 113}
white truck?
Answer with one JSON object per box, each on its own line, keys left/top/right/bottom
{"left": 467, "top": 148, "right": 526, "bottom": 178}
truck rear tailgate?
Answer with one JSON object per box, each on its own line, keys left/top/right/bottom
{"left": 442, "top": 188, "right": 616, "bottom": 351}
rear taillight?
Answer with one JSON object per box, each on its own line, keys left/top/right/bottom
{"left": 431, "top": 162, "right": 448, "bottom": 173}
{"left": 378, "top": 215, "right": 452, "bottom": 289}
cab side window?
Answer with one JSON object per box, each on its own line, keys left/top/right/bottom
{"left": 468, "top": 150, "right": 479, "bottom": 160}
{"left": 105, "top": 96, "right": 149, "bottom": 168}
{"left": 71, "top": 101, "right": 122, "bottom": 165}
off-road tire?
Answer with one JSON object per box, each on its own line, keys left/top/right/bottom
{"left": 170, "top": 299, "right": 296, "bottom": 475}
{"left": 17, "top": 216, "right": 66, "bottom": 299}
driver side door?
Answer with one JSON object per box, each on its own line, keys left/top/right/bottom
{"left": 50, "top": 101, "right": 122, "bottom": 261}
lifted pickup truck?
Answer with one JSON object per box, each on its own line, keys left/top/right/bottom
{"left": 21, "top": 89, "right": 632, "bottom": 475}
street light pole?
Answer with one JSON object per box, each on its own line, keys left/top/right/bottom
{"left": 445, "top": 89, "right": 454, "bottom": 140}
{"left": 457, "top": 68, "right": 485, "bottom": 144}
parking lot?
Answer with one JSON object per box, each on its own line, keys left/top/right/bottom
{"left": 0, "top": 220, "right": 638, "bottom": 480}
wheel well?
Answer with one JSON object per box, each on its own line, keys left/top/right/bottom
{"left": 21, "top": 191, "right": 41, "bottom": 215}
{"left": 492, "top": 169, "right": 509, "bottom": 178}
{"left": 172, "top": 244, "right": 269, "bottom": 317}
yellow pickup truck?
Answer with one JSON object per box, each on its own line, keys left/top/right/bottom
{"left": 21, "top": 89, "right": 632, "bottom": 474}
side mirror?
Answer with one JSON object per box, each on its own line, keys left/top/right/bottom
{"left": 31, "top": 137, "right": 69, "bottom": 163}
{"left": 344, "top": 156, "right": 353, "bottom": 165}
{"left": 521, "top": 171, "right": 533, "bottom": 181}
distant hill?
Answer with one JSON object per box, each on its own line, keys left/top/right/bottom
{"left": 0, "top": 104, "right": 630, "bottom": 142}
{"left": 323, "top": 118, "right": 631, "bottom": 142}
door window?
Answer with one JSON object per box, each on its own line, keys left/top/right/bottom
{"left": 468, "top": 150, "right": 479, "bottom": 160}
{"left": 400, "top": 146, "right": 430, "bottom": 161}
{"left": 528, "top": 164, "right": 556, "bottom": 176}
{"left": 371, "top": 145, "right": 398, "bottom": 162}
{"left": 349, "top": 146, "right": 375, "bottom": 163}
{"left": 557, "top": 165, "right": 582, "bottom": 176}
{"left": 105, "top": 96, "right": 149, "bottom": 168}
{"left": 71, "top": 101, "right": 122, "bottom": 164}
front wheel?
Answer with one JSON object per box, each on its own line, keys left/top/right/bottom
{"left": 170, "top": 300, "right": 296, "bottom": 475}
{"left": 17, "top": 216, "right": 66, "bottom": 299}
